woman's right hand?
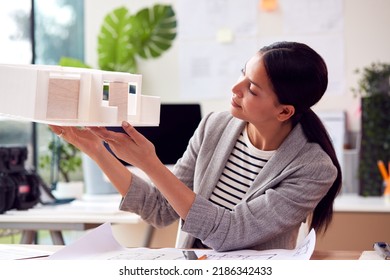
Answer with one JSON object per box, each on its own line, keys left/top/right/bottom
{"left": 48, "top": 125, "right": 106, "bottom": 159}
{"left": 49, "top": 125, "right": 134, "bottom": 197}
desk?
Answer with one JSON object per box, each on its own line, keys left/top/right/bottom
{"left": 333, "top": 193, "right": 390, "bottom": 212}
{"left": 316, "top": 193, "right": 390, "bottom": 251}
{"left": 3, "top": 244, "right": 370, "bottom": 260}
{"left": 0, "top": 194, "right": 152, "bottom": 246}
{"left": 310, "top": 250, "right": 361, "bottom": 260}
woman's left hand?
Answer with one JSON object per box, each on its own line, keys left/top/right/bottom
{"left": 91, "top": 122, "right": 196, "bottom": 220}
{"left": 88, "top": 121, "right": 160, "bottom": 172}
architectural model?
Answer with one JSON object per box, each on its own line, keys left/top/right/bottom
{"left": 0, "top": 64, "right": 160, "bottom": 126}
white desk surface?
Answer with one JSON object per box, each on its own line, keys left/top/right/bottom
{"left": 334, "top": 193, "right": 390, "bottom": 213}
{"left": 0, "top": 194, "right": 141, "bottom": 229}
{"left": 0, "top": 194, "right": 149, "bottom": 246}
{"left": 104, "top": 165, "right": 175, "bottom": 182}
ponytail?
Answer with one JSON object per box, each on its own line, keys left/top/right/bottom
{"left": 260, "top": 41, "right": 342, "bottom": 234}
{"left": 298, "top": 109, "right": 342, "bottom": 233}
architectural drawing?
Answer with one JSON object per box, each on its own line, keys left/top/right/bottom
{"left": 47, "top": 222, "right": 316, "bottom": 260}
{"left": 0, "top": 64, "right": 160, "bottom": 126}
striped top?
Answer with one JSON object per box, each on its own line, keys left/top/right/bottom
{"left": 209, "top": 126, "right": 275, "bottom": 210}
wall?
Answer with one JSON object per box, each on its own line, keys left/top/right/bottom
{"left": 84, "top": 0, "right": 390, "bottom": 132}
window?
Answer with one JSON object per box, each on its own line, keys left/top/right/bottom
{"left": 0, "top": 0, "right": 84, "bottom": 182}
{"left": 34, "top": 0, "right": 84, "bottom": 65}
{"left": 0, "top": 2, "right": 34, "bottom": 168}
{"left": 34, "top": 0, "right": 84, "bottom": 184}
{"left": 0, "top": 2, "right": 32, "bottom": 63}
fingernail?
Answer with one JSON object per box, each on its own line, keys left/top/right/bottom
{"left": 122, "top": 121, "right": 129, "bottom": 127}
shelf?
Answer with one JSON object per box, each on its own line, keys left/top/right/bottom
{"left": 334, "top": 193, "right": 390, "bottom": 213}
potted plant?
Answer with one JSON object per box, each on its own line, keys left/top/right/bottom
{"left": 39, "top": 134, "right": 83, "bottom": 198}
{"left": 352, "top": 62, "right": 390, "bottom": 196}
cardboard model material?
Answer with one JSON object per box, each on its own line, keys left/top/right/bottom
{"left": 0, "top": 64, "right": 160, "bottom": 126}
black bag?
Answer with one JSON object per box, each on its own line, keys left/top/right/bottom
{"left": 0, "top": 174, "right": 16, "bottom": 213}
{"left": 0, "top": 146, "right": 41, "bottom": 214}
{"left": 11, "top": 171, "right": 41, "bottom": 210}
{"left": 0, "top": 146, "right": 28, "bottom": 173}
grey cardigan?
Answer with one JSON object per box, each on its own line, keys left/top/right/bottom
{"left": 120, "top": 111, "right": 337, "bottom": 252}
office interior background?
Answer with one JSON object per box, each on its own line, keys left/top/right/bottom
{"left": 0, "top": 0, "right": 389, "bottom": 249}
{"left": 84, "top": 0, "right": 390, "bottom": 133}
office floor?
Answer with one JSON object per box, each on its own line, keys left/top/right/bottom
{"left": 0, "top": 229, "right": 86, "bottom": 245}
{"left": 0, "top": 229, "right": 22, "bottom": 244}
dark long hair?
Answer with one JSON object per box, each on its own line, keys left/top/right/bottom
{"left": 260, "top": 41, "right": 342, "bottom": 233}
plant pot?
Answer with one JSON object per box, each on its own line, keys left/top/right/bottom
{"left": 82, "top": 153, "right": 117, "bottom": 195}
{"left": 359, "top": 95, "right": 390, "bottom": 196}
{"left": 52, "top": 181, "right": 84, "bottom": 199}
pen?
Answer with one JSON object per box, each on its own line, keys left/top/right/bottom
{"left": 373, "top": 242, "right": 390, "bottom": 260}
{"left": 384, "top": 180, "right": 390, "bottom": 195}
{"left": 197, "top": 254, "right": 207, "bottom": 260}
{"left": 387, "top": 161, "right": 390, "bottom": 195}
{"left": 377, "top": 160, "right": 389, "bottom": 181}
{"left": 388, "top": 161, "right": 390, "bottom": 176}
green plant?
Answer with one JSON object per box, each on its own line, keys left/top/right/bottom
{"left": 352, "top": 62, "right": 390, "bottom": 98}
{"left": 59, "top": 4, "right": 177, "bottom": 73}
{"left": 39, "top": 135, "right": 82, "bottom": 183}
{"left": 352, "top": 62, "right": 390, "bottom": 196}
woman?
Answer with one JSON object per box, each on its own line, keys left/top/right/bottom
{"left": 50, "top": 41, "right": 342, "bottom": 252}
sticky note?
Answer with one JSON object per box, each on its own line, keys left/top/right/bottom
{"left": 216, "top": 28, "right": 234, "bottom": 44}
{"left": 259, "top": 0, "right": 278, "bottom": 12}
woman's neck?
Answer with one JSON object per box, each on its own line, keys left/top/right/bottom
{"left": 246, "top": 122, "right": 293, "bottom": 151}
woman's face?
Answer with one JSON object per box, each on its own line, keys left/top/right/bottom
{"left": 230, "top": 52, "right": 283, "bottom": 127}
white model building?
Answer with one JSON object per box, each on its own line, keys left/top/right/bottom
{"left": 0, "top": 64, "right": 160, "bottom": 126}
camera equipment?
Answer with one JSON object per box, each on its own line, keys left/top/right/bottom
{"left": 0, "top": 146, "right": 41, "bottom": 214}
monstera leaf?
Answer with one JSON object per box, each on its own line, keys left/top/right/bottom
{"left": 97, "top": 4, "right": 176, "bottom": 73}
{"left": 59, "top": 4, "right": 177, "bottom": 74}
{"left": 131, "top": 4, "right": 177, "bottom": 59}
{"left": 98, "top": 6, "right": 137, "bottom": 73}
